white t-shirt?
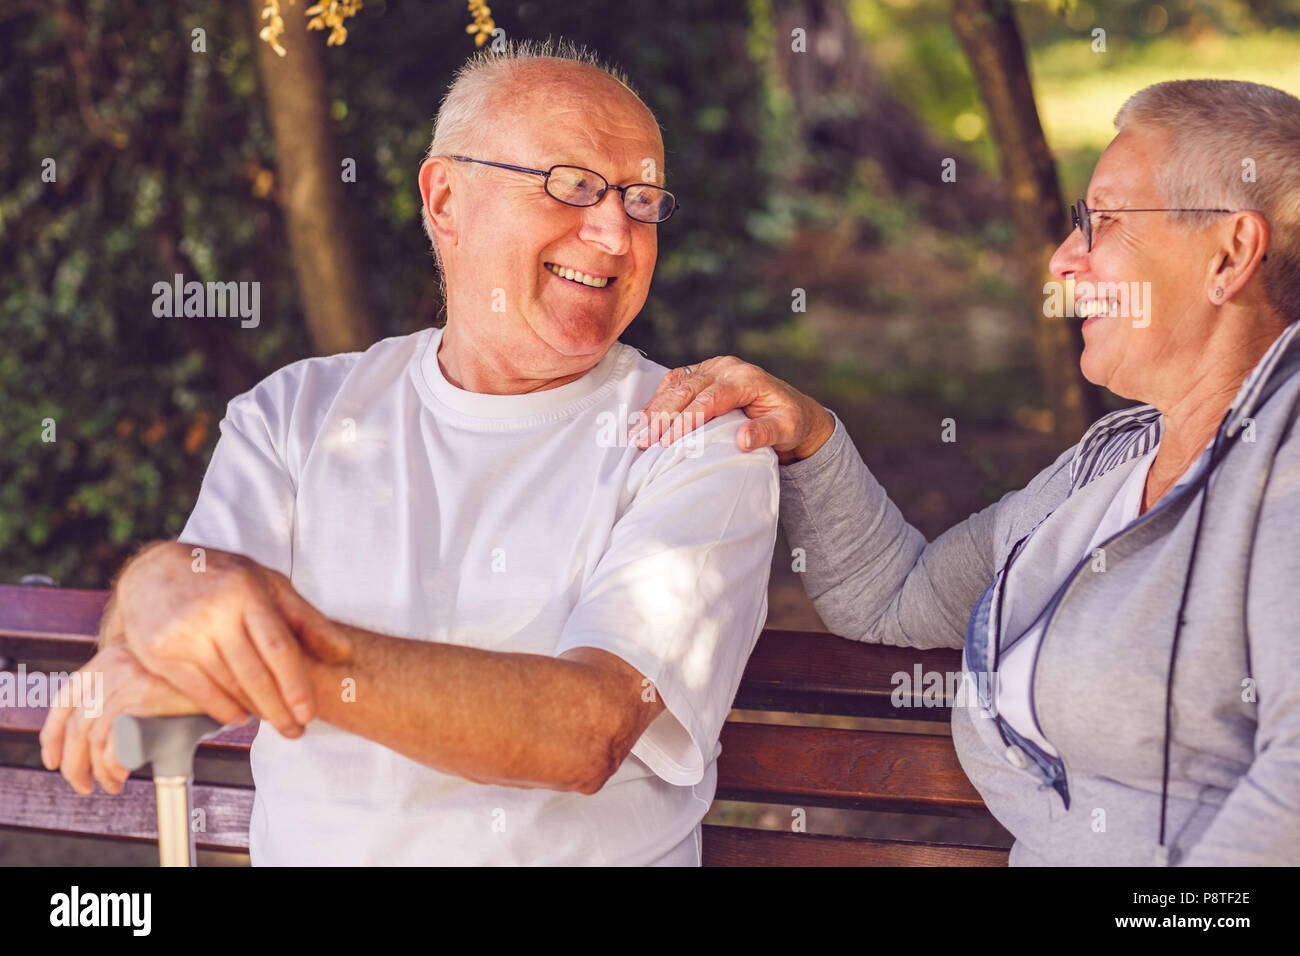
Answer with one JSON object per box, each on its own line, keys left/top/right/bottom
{"left": 997, "top": 439, "right": 1208, "bottom": 756}
{"left": 178, "top": 326, "right": 780, "bottom": 865}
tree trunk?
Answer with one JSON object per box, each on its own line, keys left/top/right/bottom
{"left": 249, "top": 0, "right": 376, "bottom": 355}
{"left": 950, "top": 0, "right": 1106, "bottom": 443}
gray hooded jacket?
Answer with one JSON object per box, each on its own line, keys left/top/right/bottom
{"left": 777, "top": 322, "right": 1300, "bottom": 866}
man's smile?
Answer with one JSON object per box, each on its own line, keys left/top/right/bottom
{"left": 545, "top": 261, "right": 615, "bottom": 289}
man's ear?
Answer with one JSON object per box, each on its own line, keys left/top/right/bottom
{"left": 419, "top": 157, "right": 458, "bottom": 248}
{"left": 1211, "top": 210, "right": 1270, "bottom": 304}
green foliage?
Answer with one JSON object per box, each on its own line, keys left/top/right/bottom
{"left": 1, "top": 2, "right": 310, "bottom": 587}
{"left": 849, "top": 0, "right": 999, "bottom": 170}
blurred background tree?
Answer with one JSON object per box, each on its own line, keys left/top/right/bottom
{"left": 250, "top": 0, "right": 376, "bottom": 354}
{"left": 3, "top": 0, "right": 1299, "bottom": 590}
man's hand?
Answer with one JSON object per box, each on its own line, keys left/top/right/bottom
{"left": 629, "top": 355, "right": 835, "bottom": 465}
{"left": 39, "top": 643, "right": 202, "bottom": 795}
{"left": 115, "top": 542, "right": 352, "bottom": 737}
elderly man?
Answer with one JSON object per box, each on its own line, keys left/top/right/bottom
{"left": 40, "top": 42, "right": 780, "bottom": 866}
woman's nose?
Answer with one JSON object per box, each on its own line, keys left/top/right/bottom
{"left": 1049, "top": 225, "right": 1088, "bottom": 280}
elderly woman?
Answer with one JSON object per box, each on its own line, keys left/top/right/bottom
{"left": 634, "top": 79, "right": 1300, "bottom": 866}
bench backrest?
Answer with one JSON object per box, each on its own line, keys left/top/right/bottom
{"left": 0, "top": 583, "right": 1008, "bottom": 865}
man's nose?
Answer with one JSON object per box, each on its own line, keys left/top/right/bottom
{"left": 1048, "top": 224, "right": 1088, "bottom": 280}
{"left": 578, "top": 190, "right": 632, "bottom": 257}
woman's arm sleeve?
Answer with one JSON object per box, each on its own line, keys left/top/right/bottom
{"left": 778, "top": 409, "right": 1074, "bottom": 650}
{"left": 1179, "top": 427, "right": 1300, "bottom": 866}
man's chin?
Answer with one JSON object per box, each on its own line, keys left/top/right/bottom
{"left": 533, "top": 313, "right": 625, "bottom": 359}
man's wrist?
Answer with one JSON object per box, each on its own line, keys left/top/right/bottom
{"left": 101, "top": 540, "right": 170, "bottom": 649}
{"left": 112, "top": 539, "right": 173, "bottom": 595}
{"left": 96, "top": 592, "right": 124, "bottom": 650}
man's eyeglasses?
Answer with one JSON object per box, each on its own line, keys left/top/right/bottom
{"left": 450, "top": 156, "right": 678, "bottom": 224}
{"left": 1070, "top": 199, "right": 1233, "bottom": 252}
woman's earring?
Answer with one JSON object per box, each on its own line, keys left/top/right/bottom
{"left": 1213, "top": 287, "right": 1224, "bottom": 300}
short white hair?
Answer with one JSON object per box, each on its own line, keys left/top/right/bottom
{"left": 1115, "top": 79, "right": 1300, "bottom": 322}
{"left": 419, "top": 39, "right": 651, "bottom": 276}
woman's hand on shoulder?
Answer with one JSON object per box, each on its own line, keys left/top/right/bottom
{"left": 630, "top": 355, "right": 835, "bottom": 465}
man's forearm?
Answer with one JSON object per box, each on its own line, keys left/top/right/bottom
{"left": 103, "top": 540, "right": 632, "bottom": 789}
{"left": 301, "top": 622, "right": 631, "bottom": 793}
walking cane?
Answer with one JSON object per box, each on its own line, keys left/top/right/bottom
{"left": 112, "top": 714, "right": 225, "bottom": 867}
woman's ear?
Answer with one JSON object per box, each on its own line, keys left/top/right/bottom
{"left": 1211, "top": 210, "right": 1270, "bottom": 304}
{"left": 418, "top": 157, "right": 458, "bottom": 248}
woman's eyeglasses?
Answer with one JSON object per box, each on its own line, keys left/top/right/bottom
{"left": 1070, "top": 199, "right": 1233, "bottom": 252}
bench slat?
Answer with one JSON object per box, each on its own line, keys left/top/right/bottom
{"left": 0, "top": 766, "right": 251, "bottom": 851}
{"left": 0, "top": 585, "right": 108, "bottom": 661}
{"left": 735, "top": 630, "right": 964, "bottom": 718}
{"left": 700, "top": 825, "right": 1007, "bottom": 866}
{"left": 716, "top": 722, "right": 987, "bottom": 815}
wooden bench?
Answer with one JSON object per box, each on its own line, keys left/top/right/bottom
{"left": 0, "top": 583, "right": 1010, "bottom": 866}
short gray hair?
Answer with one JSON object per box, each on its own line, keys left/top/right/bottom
{"left": 419, "top": 40, "right": 648, "bottom": 276}
{"left": 1115, "top": 79, "right": 1300, "bottom": 322}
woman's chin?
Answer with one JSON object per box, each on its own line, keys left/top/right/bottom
{"left": 1079, "top": 351, "right": 1111, "bottom": 390}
